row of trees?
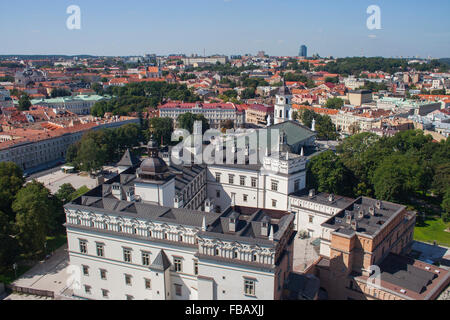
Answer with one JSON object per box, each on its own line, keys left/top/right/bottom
{"left": 0, "top": 163, "right": 87, "bottom": 271}
{"left": 66, "top": 123, "right": 142, "bottom": 172}
{"left": 306, "top": 131, "right": 450, "bottom": 221}
{"left": 316, "top": 57, "right": 448, "bottom": 76}
{"left": 91, "top": 82, "right": 201, "bottom": 117}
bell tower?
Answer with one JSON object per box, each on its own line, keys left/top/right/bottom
{"left": 274, "top": 83, "right": 292, "bottom": 125}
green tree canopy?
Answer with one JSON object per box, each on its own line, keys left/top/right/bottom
{"left": 12, "top": 181, "right": 57, "bottom": 254}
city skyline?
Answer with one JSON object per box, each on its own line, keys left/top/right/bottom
{"left": 1, "top": 0, "right": 450, "bottom": 58}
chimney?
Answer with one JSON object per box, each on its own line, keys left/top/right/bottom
{"left": 204, "top": 198, "right": 214, "bottom": 213}
{"left": 369, "top": 206, "right": 375, "bottom": 216}
{"left": 229, "top": 213, "right": 238, "bottom": 232}
{"left": 309, "top": 189, "right": 315, "bottom": 198}
{"left": 345, "top": 211, "right": 352, "bottom": 224}
{"left": 376, "top": 200, "right": 382, "bottom": 209}
{"left": 351, "top": 219, "right": 358, "bottom": 231}
{"left": 261, "top": 216, "right": 270, "bottom": 237}
{"left": 328, "top": 194, "right": 334, "bottom": 202}
{"left": 358, "top": 209, "right": 365, "bottom": 219}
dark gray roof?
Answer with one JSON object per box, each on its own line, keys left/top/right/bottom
{"left": 117, "top": 149, "right": 139, "bottom": 167}
{"left": 290, "top": 189, "right": 355, "bottom": 210}
{"left": 379, "top": 254, "right": 437, "bottom": 294}
{"left": 322, "top": 197, "right": 407, "bottom": 237}
{"left": 150, "top": 250, "right": 171, "bottom": 271}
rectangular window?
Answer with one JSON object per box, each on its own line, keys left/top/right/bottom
{"left": 174, "top": 257, "right": 182, "bottom": 272}
{"left": 243, "top": 194, "right": 248, "bottom": 202}
{"left": 123, "top": 248, "right": 132, "bottom": 263}
{"left": 175, "top": 284, "right": 182, "bottom": 296}
{"left": 251, "top": 177, "right": 257, "bottom": 188}
{"left": 100, "top": 269, "right": 107, "bottom": 280}
{"left": 240, "top": 176, "right": 246, "bottom": 186}
{"left": 125, "top": 274, "right": 132, "bottom": 286}
{"left": 84, "top": 285, "right": 91, "bottom": 294}
{"left": 215, "top": 173, "right": 221, "bottom": 182}
{"left": 272, "top": 199, "right": 277, "bottom": 208}
{"left": 271, "top": 180, "right": 279, "bottom": 192}
{"left": 244, "top": 279, "right": 256, "bottom": 296}
{"left": 79, "top": 240, "right": 87, "bottom": 254}
{"left": 82, "top": 265, "right": 89, "bottom": 276}
{"left": 145, "top": 278, "right": 151, "bottom": 290}
{"left": 96, "top": 243, "right": 104, "bottom": 257}
{"left": 126, "top": 295, "right": 134, "bottom": 300}
{"left": 309, "top": 215, "right": 314, "bottom": 223}
{"left": 194, "top": 260, "right": 198, "bottom": 275}
{"left": 142, "top": 252, "right": 150, "bottom": 266}
{"left": 216, "top": 190, "right": 220, "bottom": 198}
{"left": 229, "top": 174, "right": 234, "bottom": 184}
{"left": 102, "top": 289, "right": 109, "bottom": 298}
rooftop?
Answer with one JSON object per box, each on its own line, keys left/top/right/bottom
{"left": 322, "top": 197, "right": 409, "bottom": 237}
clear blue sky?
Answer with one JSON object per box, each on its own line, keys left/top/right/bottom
{"left": 1, "top": 0, "right": 449, "bottom": 58}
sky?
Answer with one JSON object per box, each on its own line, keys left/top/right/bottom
{"left": 1, "top": 0, "right": 449, "bottom": 58}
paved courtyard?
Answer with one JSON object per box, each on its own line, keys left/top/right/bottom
{"left": 5, "top": 244, "right": 73, "bottom": 300}
{"left": 33, "top": 165, "right": 117, "bottom": 194}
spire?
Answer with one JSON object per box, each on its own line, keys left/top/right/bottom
{"left": 268, "top": 225, "right": 274, "bottom": 241}
{"left": 202, "top": 216, "right": 207, "bottom": 231}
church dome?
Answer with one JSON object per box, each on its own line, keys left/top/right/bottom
{"left": 140, "top": 157, "right": 168, "bottom": 175}
{"left": 139, "top": 136, "right": 168, "bottom": 176}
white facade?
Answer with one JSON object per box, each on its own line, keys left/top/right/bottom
{"left": 274, "top": 90, "right": 293, "bottom": 125}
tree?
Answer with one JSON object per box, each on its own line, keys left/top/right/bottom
{"left": 442, "top": 188, "right": 450, "bottom": 223}
{"left": 316, "top": 115, "right": 338, "bottom": 140}
{"left": 76, "top": 137, "right": 107, "bottom": 173}
{"left": 18, "top": 94, "right": 32, "bottom": 111}
{"left": 148, "top": 117, "right": 174, "bottom": 145}
{"left": 91, "top": 83, "right": 104, "bottom": 95}
{"left": 50, "top": 88, "right": 72, "bottom": 98}
{"left": 177, "top": 113, "right": 210, "bottom": 134}
{"left": 348, "top": 122, "right": 361, "bottom": 135}
{"left": 432, "top": 163, "right": 450, "bottom": 197}
{"left": 299, "top": 109, "right": 315, "bottom": 128}
{"left": 240, "top": 88, "right": 256, "bottom": 99}
{"left": 70, "top": 186, "right": 90, "bottom": 201}
{"left": 307, "top": 150, "right": 351, "bottom": 196}
{"left": 0, "top": 162, "right": 25, "bottom": 218}
{"left": 55, "top": 184, "right": 77, "bottom": 204}
{"left": 0, "top": 210, "right": 19, "bottom": 270}
{"left": 325, "top": 97, "right": 344, "bottom": 110}
{"left": 372, "top": 154, "right": 428, "bottom": 202}
{"left": 12, "top": 181, "right": 56, "bottom": 255}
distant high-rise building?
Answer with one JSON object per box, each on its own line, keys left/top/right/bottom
{"left": 299, "top": 45, "right": 307, "bottom": 58}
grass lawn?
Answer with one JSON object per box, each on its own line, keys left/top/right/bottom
{"left": 414, "top": 217, "right": 450, "bottom": 247}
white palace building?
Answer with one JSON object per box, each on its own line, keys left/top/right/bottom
{"left": 63, "top": 85, "right": 378, "bottom": 300}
